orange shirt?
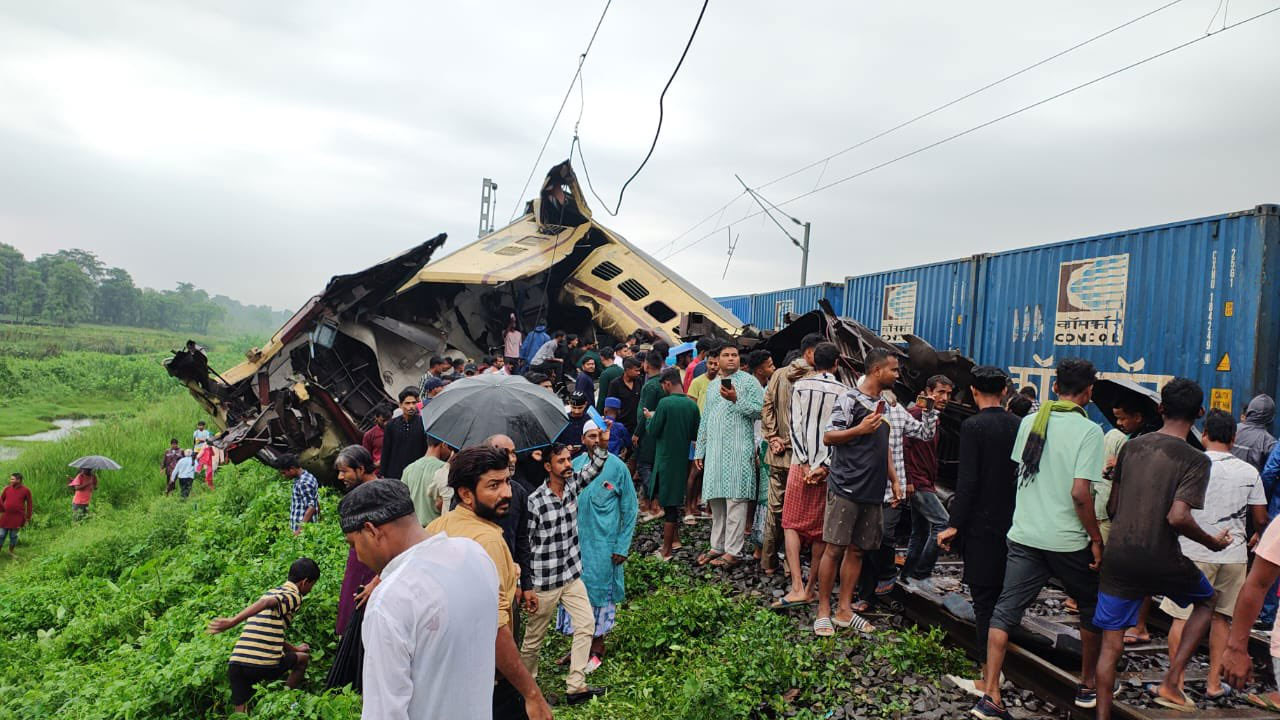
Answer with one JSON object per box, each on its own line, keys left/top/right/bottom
{"left": 70, "top": 472, "right": 96, "bottom": 505}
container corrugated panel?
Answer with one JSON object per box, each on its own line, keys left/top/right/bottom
{"left": 713, "top": 295, "right": 754, "bottom": 327}
{"left": 972, "top": 205, "right": 1280, "bottom": 418}
{"left": 842, "top": 258, "right": 978, "bottom": 353}
{"left": 748, "top": 283, "right": 844, "bottom": 330}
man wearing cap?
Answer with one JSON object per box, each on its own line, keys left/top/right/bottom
{"left": 560, "top": 420, "right": 637, "bottom": 671}
{"left": 521, "top": 442, "right": 609, "bottom": 705}
{"left": 557, "top": 393, "right": 592, "bottom": 453}
{"left": 938, "top": 366, "right": 1022, "bottom": 697}
{"left": 426, "top": 447, "right": 553, "bottom": 720}
{"left": 601, "top": 397, "right": 633, "bottom": 459}
{"left": 340, "top": 479, "right": 499, "bottom": 720}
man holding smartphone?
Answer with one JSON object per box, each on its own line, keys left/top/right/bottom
{"left": 694, "top": 343, "right": 764, "bottom": 568}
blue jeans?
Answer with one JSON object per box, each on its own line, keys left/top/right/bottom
{"left": 904, "top": 490, "right": 949, "bottom": 580}
{"left": 0, "top": 528, "right": 17, "bottom": 549}
{"left": 1261, "top": 578, "right": 1280, "bottom": 625}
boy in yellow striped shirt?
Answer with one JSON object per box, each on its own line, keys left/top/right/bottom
{"left": 208, "top": 558, "right": 320, "bottom": 713}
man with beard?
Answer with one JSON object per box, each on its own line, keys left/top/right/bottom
{"left": 558, "top": 393, "right": 593, "bottom": 452}
{"left": 426, "top": 446, "right": 552, "bottom": 720}
{"left": 520, "top": 444, "right": 608, "bottom": 706}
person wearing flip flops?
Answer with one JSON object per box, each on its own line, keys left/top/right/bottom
{"left": 1159, "top": 410, "right": 1266, "bottom": 703}
{"left": 647, "top": 368, "right": 701, "bottom": 561}
{"left": 812, "top": 348, "right": 904, "bottom": 637}
{"left": 970, "top": 359, "right": 1106, "bottom": 720}
{"left": 1093, "top": 379, "right": 1233, "bottom": 718}
{"left": 694, "top": 343, "right": 764, "bottom": 570}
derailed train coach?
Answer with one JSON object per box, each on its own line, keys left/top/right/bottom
{"left": 165, "top": 161, "right": 742, "bottom": 477}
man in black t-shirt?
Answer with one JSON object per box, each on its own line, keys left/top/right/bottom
{"left": 1094, "top": 378, "right": 1231, "bottom": 718}
{"left": 607, "top": 357, "right": 644, "bottom": 431}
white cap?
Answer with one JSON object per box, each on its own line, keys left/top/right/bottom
{"left": 582, "top": 420, "right": 601, "bottom": 434}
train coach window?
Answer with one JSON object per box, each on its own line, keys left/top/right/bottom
{"left": 618, "top": 279, "right": 650, "bottom": 301}
{"left": 591, "top": 261, "right": 623, "bottom": 280}
{"left": 644, "top": 301, "right": 677, "bottom": 323}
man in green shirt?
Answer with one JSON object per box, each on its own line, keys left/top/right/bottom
{"left": 971, "top": 358, "right": 1106, "bottom": 720}
{"left": 595, "top": 347, "right": 621, "bottom": 411}
{"left": 400, "top": 437, "right": 453, "bottom": 525}
{"left": 648, "top": 368, "right": 701, "bottom": 559}
{"left": 632, "top": 351, "right": 666, "bottom": 519}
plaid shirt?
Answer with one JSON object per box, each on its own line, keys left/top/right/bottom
{"left": 525, "top": 448, "right": 608, "bottom": 591}
{"left": 839, "top": 384, "right": 938, "bottom": 502}
{"left": 290, "top": 470, "right": 319, "bottom": 531}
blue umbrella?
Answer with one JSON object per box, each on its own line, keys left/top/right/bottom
{"left": 667, "top": 341, "right": 697, "bottom": 366}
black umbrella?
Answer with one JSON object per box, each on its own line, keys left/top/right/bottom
{"left": 1092, "top": 378, "right": 1203, "bottom": 449}
{"left": 421, "top": 373, "right": 568, "bottom": 452}
{"left": 68, "top": 455, "right": 123, "bottom": 470}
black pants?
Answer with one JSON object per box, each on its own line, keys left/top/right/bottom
{"left": 493, "top": 678, "right": 530, "bottom": 720}
{"left": 970, "top": 582, "right": 1002, "bottom": 662}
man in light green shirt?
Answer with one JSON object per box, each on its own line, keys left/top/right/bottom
{"left": 970, "top": 358, "right": 1106, "bottom": 720}
{"left": 400, "top": 437, "right": 452, "bottom": 526}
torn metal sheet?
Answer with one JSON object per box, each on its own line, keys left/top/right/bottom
{"left": 166, "top": 162, "right": 743, "bottom": 479}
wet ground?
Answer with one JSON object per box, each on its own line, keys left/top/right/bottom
{"left": 0, "top": 417, "right": 94, "bottom": 459}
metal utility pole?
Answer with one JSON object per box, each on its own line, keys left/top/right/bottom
{"left": 734, "top": 174, "right": 811, "bottom": 286}
{"left": 478, "top": 178, "right": 498, "bottom": 238}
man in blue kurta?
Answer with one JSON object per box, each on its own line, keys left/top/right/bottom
{"left": 695, "top": 343, "right": 764, "bottom": 567}
{"left": 557, "top": 419, "right": 638, "bottom": 670}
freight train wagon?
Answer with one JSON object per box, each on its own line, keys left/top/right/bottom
{"left": 842, "top": 204, "right": 1280, "bottom": 419}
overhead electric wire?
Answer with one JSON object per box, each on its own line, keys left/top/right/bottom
{"left": 508, "top": 0, "right": 613, "bottom": 221}
{"left": 573, "top": 0, "right": 712, "bottom": 216}
{"left": 659, "top": 4, "right": 1280, "bottom": 261}
{"left": 649, "top": 0, "right": 1188, "bottom": 256}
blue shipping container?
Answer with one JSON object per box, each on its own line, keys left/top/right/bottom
{"left": 843, "top": 258, "right": 978, "bottom": 354}
{"left": 713, "top": 294, "right": 754, "bottom": 327}
{"left": 972, "top": 205, "right": 1280, "bottom": 418}
{"left": 748, "top": 283, "right": 845, "bottom": 331}
{"left": 841, "top": 204, "right": 1280, "bottom": 419}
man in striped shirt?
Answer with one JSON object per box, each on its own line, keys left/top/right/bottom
{"left": 208, "top": 558, "right": 319, "bottom": 713}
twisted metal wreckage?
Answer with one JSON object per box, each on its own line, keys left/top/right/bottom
{"left": 166, "top": 162, "right": 979, "bottom": 479}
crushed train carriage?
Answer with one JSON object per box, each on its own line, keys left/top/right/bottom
{"left": 165, "top": 162, "right": 742, "bottom": 477}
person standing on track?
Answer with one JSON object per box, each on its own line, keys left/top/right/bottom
{"left": 937, "top": 365, "right": 1020, "bottom": 698}
{"left": 970, "top": 358, "right": 1105, "bottom": 720}
{"left": 760, "top": 333, "right": 820, "bottom": 576}
{"left": 901, "top": 374, "right": 954, "bottom": 587}
{"left": 1094, "top": 380, "right": 1232, "bottom": 717}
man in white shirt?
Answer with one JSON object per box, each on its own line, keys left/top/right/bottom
{"left": 339, "top": 479, "right": 499, "bottom": 720}
{"left": 1159, "top": 409, "right": 1267, "bottom": 700}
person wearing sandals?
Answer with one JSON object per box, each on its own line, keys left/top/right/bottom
{"left": 1094, "top": 380, "right": 1232, "bottom": 718}
{"left": 813, "top": 348, "right": 904, "bottom": 636}
{"left": 773, "top": 342, "right": 843, "bottom": 610}
{"left": 694, "top": 343, "right": 764, "bottom": 569}
{"left": 971, "top": 358, "right": 1106, "bottom": 720}
{"left": 1223, "top": 515, "right": 1280, "bottom": 710}
{"left": 557, "top": 421, "right": 637, "bottom": 673}
{"left": 647, "top": 368, "right": 701, "bottom": 560}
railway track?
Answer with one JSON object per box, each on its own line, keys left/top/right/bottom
{"left": 891, "top": 575, "right": 1278, "bottom": 720}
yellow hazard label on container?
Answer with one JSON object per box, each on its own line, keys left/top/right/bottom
{"left": 1211, "top": 388, "right": 1233, "bottom": 412}
{"left": 1216, "top": 353, "right": 1231, "bottom": 372}
{"left": 1224, "top": 301, "right": 1234, "bottom": 317}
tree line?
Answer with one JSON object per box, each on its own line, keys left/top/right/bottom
{"left": 0, "top": 244, "right": 292, "bottom": 335}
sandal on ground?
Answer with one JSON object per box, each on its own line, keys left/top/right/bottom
{"left": 696, "top": 551, "right": 722, "bottom": 566}
{"left": 813, "top": 617, "right": 835, "bottom": 637}
{"left": 851, "top": 600, "right": 871, "bottom": 613}
{"left": 770, "top": 595, "right": 812, "bottom": 611}
{"left": 1145, "top": 683, "right": 1196, "bottom": 713}
{"left": 874, "top": 578, "right": 896, "bottom": 595}
{"left": 683, "top": 514, "right": 697, "bottom": 526}
{"left": 1205, "top": 683, "right": 1233, "bottom": 701}
{"left": 710, "top": 554, "right": 741, "bottom": 568}
{"left": 1123, "top": 630, "right": 1151, "bottom": 645}
{"left": 833, "top": 612, "right": 874, "bottom": 633}
{"left": 1245, "top": 692, "right": 1280, "bottom": 711}
{"left": 652, "top": 550, "right": 672, "bottom": 562}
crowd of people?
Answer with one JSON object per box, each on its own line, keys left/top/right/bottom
{"left": 194, "top": 318, "right": 1280, "bottom": 719}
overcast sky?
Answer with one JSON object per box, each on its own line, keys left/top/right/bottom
{"left": 2, "top": 0, "right": 1277, "bottom": 310}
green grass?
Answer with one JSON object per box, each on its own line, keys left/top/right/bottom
{"left": 0, "top": 321, "right": 258, "bottom": 358}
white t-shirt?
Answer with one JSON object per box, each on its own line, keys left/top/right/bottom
{"left": 1179, "top": 450, "right": 1266, "bottom": 564}
{"left": 361, "top": 533, "right": 499, "bottom": 720}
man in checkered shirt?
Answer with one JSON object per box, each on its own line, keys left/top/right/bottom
{"left": 278, "top": 454, "right": 319, "bottom": 534}
{"left": 519, "top": 441, "right": 608, "bottom": 705}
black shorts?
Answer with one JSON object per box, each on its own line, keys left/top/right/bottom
{"left": 664, "top": 505, "right": 682, "bottom": 522}
{"left": 228, "top": 654, "right": 297, "bottom": 706}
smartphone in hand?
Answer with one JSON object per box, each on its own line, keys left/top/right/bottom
{"left": 875, "top": 400, "right": 887, "bottom": 415}
{"left": 721, "top": 378, "right": 732, "bottom": 389}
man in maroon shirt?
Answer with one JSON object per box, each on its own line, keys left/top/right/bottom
{"left": 902, "top": 375, "right": 954, "bottom": 585}
{"left": 162, "top": 438, "right": 184, "bottom": 495}
{"left": 362, "top": 407, "right": 389, "bottom": 468}
{"left": 1, "top": 472, "right": 34, "bottom": 555}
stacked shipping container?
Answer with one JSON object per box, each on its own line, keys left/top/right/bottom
{"left": 714, "top": 282, "right": 844, "bottom": 331}
{"left": 717, "top": 204, "right": 1280, "bottom": 418}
